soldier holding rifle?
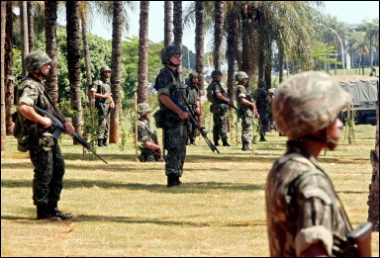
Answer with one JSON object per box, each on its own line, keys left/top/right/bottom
{"left": 17, "top": 51, "right": 74, "bottom": 221}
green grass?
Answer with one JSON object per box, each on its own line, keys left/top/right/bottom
{"left": 1, "top": 123, "right": 379, "bottom": 257}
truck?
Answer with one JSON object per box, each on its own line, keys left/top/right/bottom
{"left": 333, "top": 75, "right": 378, "bottom": 125}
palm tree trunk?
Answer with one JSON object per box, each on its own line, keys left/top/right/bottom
{"left": 27, "top": 1, "right": 34, "bottom": 52}
{"left": 66, "top": 1, "right": 83, "bottom": 141}
{"left": 226, "top": 10, "right": 237, "bottom": 99}
{"left": 241, "top": 4, "right": 251, "bottom": 75}
{"left": 137, "top": 1, "right": 149, "bottom": 104}
{"left": 195, "top": 1, "right": 205, "bottom": 128}
{"left": 164, "top": 1, "right": 173, "bottom": 46}
{"left": 45, "top": 1, "right": 59, "bottom": 104}
{"left": 5, "top": 1, "right": 14, "bottom": 136}
{"left": 1, "top": 1, "right": 6, "bottom": 151}
{"left": 213, "top": 1, "right": 224, "bottom": 71}
{"left": 173, "top": 1, "right": 182, "bottom": 79}
{"left": 235, "top": 18, "right": 242, "bottom": 72}
{"left": 278, "top": 46, "right": 284, "bottom": 83}
{"left": 20, "top": 1, "right": 29, "bottom": 77}
{"left": 109, "top": 1, "right": 124, "bottom": 144}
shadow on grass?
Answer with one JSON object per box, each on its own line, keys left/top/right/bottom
{"left": 1, "top": 179, "right": 263, "bottom": 193}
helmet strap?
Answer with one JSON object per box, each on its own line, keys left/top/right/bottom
{"left": 166, "top": 60, "right": 180, "bottom": 67}
{"left": 302, "top": 129, "right": 338, "bottom": 150}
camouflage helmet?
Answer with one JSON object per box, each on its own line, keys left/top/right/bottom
{"left": 211, "top": 70, "right": 223, "bottom": 78}
{"left": 25, "top": 51, "right": 52, "bottom": 72}
{"left": 272, "top": 71, "right": 352, "bottom": 140}
{"left": 235, "top": 71, "right": 248, "bottom": 82}
{"left": 161, "top": 45, "right": 181, "bottom": 64}
{"left": 258, "top": 79, "right": 266, "bottom": 88}
{"left": 189, "top": 72, "right": 199, "bottom": 81}
{"left": 100, "top": 65, "right": 111, "bottom": 75}
{"left": 137, "top": 103, "right": 152, "bottom": 116}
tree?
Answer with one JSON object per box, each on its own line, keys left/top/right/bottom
{"left": 164, "top": 1, "right": 173, "bottom": 47}
{"left": 213, "top": 1, "right": 224, "bottom": 71}
{"left": 109, "top": 1, "right": 124, "bottom": 144}
{"left": 66, "top": 1, "right": 83, "bottom": 139}
{"left": 173, "top": 1, "right": 183, "bottom": 78}
{"left": 359, "top": 19, "right": 379, "bottom": 67}
{"left": 137, "top": 1, "right": 149, "bottom": 104}
{"left": 347, "top": 30, "right": 369, "bottom": 75}
{"left": 195, "top": 1, "right": 205, "bottom": 128}
{"left": 1, "top": 1, "right": 6, "bottom": 151}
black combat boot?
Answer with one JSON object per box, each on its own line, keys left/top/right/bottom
{"left": 36, "top": 204, "right": 62, "bottom": 221}
{"left": 222, "top": 139, "right": 230, "bottom": 146}
{"left": 259, "top": 133, "right": 267, "bottom": 142}
{"left": 98, "top": 139, "right": 104, "bottom": 147}
{"left": 103, "top": 138, "right": 109, "bottom": 147}
{"left": 48, "top": 202, "right": 74, "bottom": 220}
{"left": 242, "top": 142, "right": 251, "bottom": 151}
{"left": 214, "top": 140, "right": 219, "bottom": 146}
{"left": 167, "top": 174, "right": 178, "bottom": 187}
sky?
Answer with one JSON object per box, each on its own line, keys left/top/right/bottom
{"left": 66, "top": 1, "right": 379, "bottom": 52}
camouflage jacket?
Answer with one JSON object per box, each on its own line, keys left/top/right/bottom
{"left": 255, "top": 87, "right": 269, "bottom": 110}
{"left": 208, "top": 81, "right": 227, "bottom": 105}
{"left": 17, "top": 75, "right": 55, "bottom": 134}
{"left": 235, "top": 83, "right": 252, "bottom": 110}
{"left": 137, "top": 119, "right": 153, "bottom": 145}
{"left": 90, "top": 78, "right": 112, "bottom": 105}
{"left": 187, "top": 82, "right": 199, "bottom": 108}
{"left": 265, "top": 141, "right": 352, "bottom": 256}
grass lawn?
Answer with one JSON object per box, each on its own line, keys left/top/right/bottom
{"left": 1, "top": 123, "right": 379, "bottom": 257}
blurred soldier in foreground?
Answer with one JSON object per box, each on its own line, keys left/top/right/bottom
{"left": 267, "top": 88, "right": 275, "bottom": 132}
{"left": 235, "top": 71, "right": 256, "bottom": 151}
{"left": 17, "top": 51, "right": 74, "bottom": 221}
{"left": 186, "top": 72, "right": 201, "bottom": 145}
{"left": 90, "top": 65, "right": 115, "bottom": 147}
{"left": 255, "top": 79, "right": 271, "bottom": 141}
{"left": 265, "top": 71, "right": 357, "bottom": 256}
{"left": 207, "top": 70, "right": 231, "bottom": 147}
{"left": 136, "top": 103, "right": 163, "bottom": 162}
{"left": 155, "top": 45, "right": 189, "bottom": 187}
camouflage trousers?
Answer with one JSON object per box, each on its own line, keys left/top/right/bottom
{"left": 213, "top": 110, "right": 228, "bottom": 142}
{"left": 241, "top": 109, "right": 253, "bottom": 143}
{"left": 164, "top": 122, "right": 188, "bottom": 177}
{"left": 29, "top": 132, "right": 65, "bottom": 206}
{"left": 98, "top": 108, "right": 111, "bottom": 140}
{"left": 187, "top": 109, "right": 198, "bottom": 143}
{"left": 138, "top": 148, "right": 161, "bottom": 162}
{"left": 258, "top": 107, "right": 269, "bottom": 135}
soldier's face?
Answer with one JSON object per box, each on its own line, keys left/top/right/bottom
{"left": 326, "top": 118, "right": 343, "bottom": 142}
{"left": 103, "top": 70, "right": 111, "bottom": 78}
{"left": 169, "top": 54, "right": 181, "bottom": 66}
{"left": 192, "top": 77, "right": 199, "bottom": 84}
{"left": 40, "top": 63, "right": 51, "bottom": 76}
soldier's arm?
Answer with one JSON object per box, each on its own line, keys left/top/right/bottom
{"left": 216, "top": 92, "right": 230, "bottom": 103}
{"left": 239, "top": 97, "right": 256, "bottom": 109}
{"left": 142, "top": 140, "right": 161, "bottom": 152}
{"left": 18, "top": 104, "right": 52, "bottom": 128}
{"left": 158, "top": 94, "right": 189, "bottom": 120}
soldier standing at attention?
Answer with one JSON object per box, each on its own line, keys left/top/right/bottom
{"left": 265, "top": 71, "right": 355, "bottom": 256}
{"left": 17, "top": 51, "right": 75, "bottom": 221}
{"left": 136, "top": 103, "right": 163, "bottom": 162}
{"left": 235, "top": 71, "right": 256, "bottom": 151}
{"left": 255, "top": 79, "right": 271, "bottom": 141}
{"left": 90, "top": 65, "right": 115, "bottom": 147}
{"left": 207, "top": 70, "right": 231, "bottom": 147}
{"left": 155, "top": 45, "right": 189, "bottom": 187}
{"left": 186, "top": 72, "right": 201, "bottom": 145}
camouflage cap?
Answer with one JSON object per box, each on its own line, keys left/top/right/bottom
{"left": 272, "top": 71, "right": 351, "bottom": 140}
{"left": 161, "top": 45, "right": 181, "bottom": 64}
{"left": 211, "top": 70, "right": 223, "bottom": 78}
{"left": 137, "top": 103, "right": 152, "bottom": 116}
{"left": 235, "top": 71, "right": 248, "bottom": 82}
{"left": 189, "top": 72, "right": 199, "bottom": 81}
{"left": 100, "top": 65, "right": 111, "bottom": 75}
{"left": 268, "top": 88, "right": 275, "bottom": 94}
{"left": 25, "top": 51, "right": 52, "bottom": 72}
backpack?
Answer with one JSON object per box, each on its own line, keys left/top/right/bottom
{"left": 206, "top": 83, "right": 215, "bottom": 102}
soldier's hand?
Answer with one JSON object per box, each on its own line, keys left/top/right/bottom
{"left": 64, "top": 121, "right": 75, "bottom": 136}
{"left": 103, "top": 93, "right": 110, "bottom": 99}
{"left": 40, "top": 117, "right": 53, "bottom": 128}
{"left": 179, "top": 111, "right": 189, "bottom": 120}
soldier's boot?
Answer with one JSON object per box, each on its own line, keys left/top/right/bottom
{"left": 177, "top": 175, "right": 182, "bottom": 185}
{"left": 49, "top": 202, "right": 74, "bottom": 220}
{"left": 242, "top": 142, "right": 251, "bottom": 151}
{"left": 222, "top": 139, "right": 230, "bottom": 146}
{"left": 98, "top": 139, "right": 104, "bottom": 147}
{"left": 103, "top": 138, "right": 109, "bottom": 147}
{"left": 214, "top": 140, "right": 219, "bottom": 146}
{"left": 36, "top": 204, "right": 62, "bottom": 221}
{"left": 167, "top": 174, "right": 178, "bottom": 187}
{"left": 259, "top": 133, "right": 267, "bottom": 142}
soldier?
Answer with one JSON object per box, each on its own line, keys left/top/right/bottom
{"left": 235, "top": 71, "right": 256, "bottom": 151}
{"left": 207, "top": 69, "right": 231, "bottom": 147}
{"left": 267, "top": 88, "right": 275, "bottom": 132}
{"left": 186, "top": 72, "right": 201, "bottom": 145}
{"left": 265, "top": 71, "right": 355, "bottom": 256}
{"left": 255, "top": 79, "right": 271, "bottom": 141}
{"left": 155, "top": 45, "right": 189, "bottom": 187}
{"left": 90, "top": 65, "right": 115, "bottom": 147}
{"left": 17, "top": 51, "right": 75, "bottom": 221}
{"left": 136, "top": 103, "right": 163, "bottom": 162}
{"left": 369, "top": 66, "right": 377, "bottom": 77}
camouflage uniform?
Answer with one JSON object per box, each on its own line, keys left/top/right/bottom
{"left": 255, "top": 80, "right": 270, "bottom": 141}
{"left": 90, "top": 68, "right": 113, "bottom": 144}
{"left": 137, "top": 119, "right": 161, "bottom": 162}
{"left": 266, "top": 71, "right": 354, "bottom": 256}
{"left": 235, "top": 72, "right": 253, "bottom": 149}
{"left": 17, "top": 51, "right": 72, "bottom": 221}
{"left": 156, "top": 66, "right": 188, "bottom": 179}
{"left": 208, "top": 79, "right": 229, "bottom": 145}
{"left": 186, "top": 73, "right": 200, "bottom": 145}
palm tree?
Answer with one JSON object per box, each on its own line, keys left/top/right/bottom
{"left": 27, "top": 1, "right": 34, "bottom": 52}
{"left": 214, "top": 1, "right": 224, "bottom": 71}
{"left": 109, "top": 1, "right": 124, "bottom": 144}
{"left": 20, "top": 1, "right": 29, "bottom": 77}
{"left": 195, "top": 1, "right": 205, "bottom": 128}
{"left": 173, "top": 1, "right": 183, "bottom": 78}
{"left": 225, "top": 2, "right": 238, "bottom": 98}
{"left": 45, "top": 1, "right": 59, "bottom": 104}
{"left": 164, "top": 1, "right": 173, "bottom": 46}
{"left": 1, "top": 1, "right": 6, "bottom": 151}
{"left": 137, "top": 1, "right": 149, "bottom": 104}
{"left": 347, "top": 30, "right": 369, "bottom": 75}
{"left": 66, "top": 1, "right": 82, "bottom": 139}
{"left": 359, "top": 19, "right": 379, "bottom": 67}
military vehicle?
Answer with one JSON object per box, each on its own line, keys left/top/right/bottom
{"left": 333, "top": 75, "right": 378, "bottom": 125}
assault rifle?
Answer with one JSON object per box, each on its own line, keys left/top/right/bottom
{"left": 34, "top": 106, "right": 108, "bottom": 164}
{"left": 95, "top": 99, "right": 107, "bottom": 117}
{"left": 171, "top": 91, "right": 220, "bottom": 154}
